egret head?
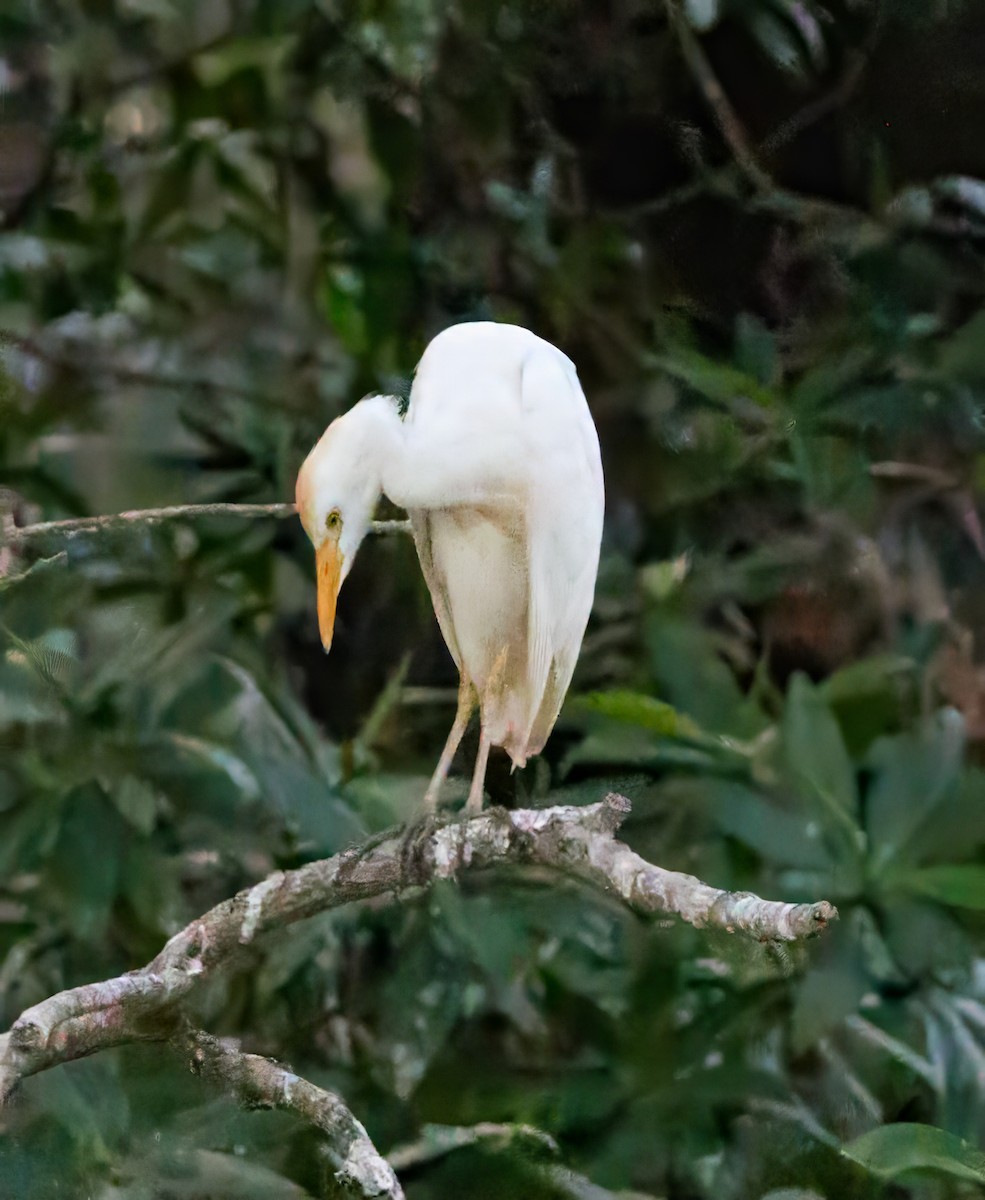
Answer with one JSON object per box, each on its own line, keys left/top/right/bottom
{"left": 295, "top": 396, "right": 394, "bottom": 651}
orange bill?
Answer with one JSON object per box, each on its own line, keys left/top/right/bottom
{"left": 316, "top": 540, "right": 343, "bottom": 651}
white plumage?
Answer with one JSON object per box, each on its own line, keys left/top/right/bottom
{"left": 295, "top": 321, "right": 604, "bottom": 811}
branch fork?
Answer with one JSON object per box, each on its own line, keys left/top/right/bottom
{"left": 0, "top": 794, "right": 835, "bottom": 1197}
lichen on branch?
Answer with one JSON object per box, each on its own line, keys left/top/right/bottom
{"left": 0, "top": 794, "right": 835, "bottom": 1196}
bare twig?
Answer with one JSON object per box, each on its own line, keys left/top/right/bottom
{"left": 664, "top": 0, "right": 771, "bottom": 192}
{"left": 388, "top": 1122, "right": 660, "bottom": 1198}
{"left": 869, "top": 461, "right": 960, "bottom": 490}
{"left": 398, "top": 686, "right": 460, "bottom": 706}
{"left": 181, "top": 1029, "right": 403, "bottom": 1198}
{"left": 387, "top": 1122, "right": 559, "bottom": 1171}
{"left": 761, "top": 55, "right": 865, "bottom": 158}
{"left": 0, "top": 329, "right": 269, "bottom": 406}
{"left": 0, "top": 489, "right": 18, "bottom": 578}
{"left": 3, "top": 503, "right": 412, "bottom": 545}
{"left": 545, "top": 1164, "right": 662, "bottom": 1200}
{"left": 869, "top": 462, "right": 985, "bottom": 561}
{"left": 760, "top": 1, "right": 886, "bottom": 158}
{"left": 610, "top": 165, "right": 740, "bottom": 221}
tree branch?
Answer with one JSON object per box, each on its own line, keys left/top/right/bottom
{"left": 0, "top": 794, "right": 835, "bottom": 1105}
{"left": 387, "top": 1121, "right": 559, "bottom": 1172}
{"left": 180, "top": 1028, "right": 403, "bottom": 1198}
{"left": 759, "top": 0, "right": 886, "bottom": 159}
{"left": 664, "top": 0, "right": 772, "bottom": 192}
{"left": 0, "top": 328, "right": 271, "bottom": 406}
{"left": 2, "top": 502, "right": 411, "bottom": 546}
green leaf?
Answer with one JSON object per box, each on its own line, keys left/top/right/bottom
{"left": 790, "top": 960, "right": 867, "bottom": 1053}
{"left": 820, "top": 654, "right": 914, "bottom": 741}
{"left": 758, "top": 1192, "right": 826, "bottom": 1200}
{"left": 120, "top": 841, "right": 184, "bottom": 935}
{"left": 842, "top": 1123, "right": 985, "bottom": 1184}
{"left": 254, "top": 912, "right": 339, "bottom": 1002}
{"left": 193, "top": 36, "right": 297, "bottom": 90}
{"left": 577, "top": 690, "right": 703, "bottom": 739}
{"left": 820, "top": 657, "right": 911, "bottom": 700}
{"left": 791, "top": 345, "right": 877, "bottom": 414}
{"left": 213, "top": 131, "right": 278, "bottom": 211}
{"left": 148, "top": 1148, "right": 307, "bottom": 1199}
{"left": 48, "top": 784, "right": 126, "bottom": 940}
{"left": 647, "top": 615, "right": 769, "bottom": 738}
{"left": 734, "top": 313, "right": 777, "bottom": 388}
{"left": 900, "top": 765, "right": 985, "bottom": 865}
{"left": 843, "top": 1012, "right": 938, "bottom": 1088}
{"left": 0, "top": 551, "right": 67, "bottom": 593}
{"left": 882, "top": 897, "right": 970, "bottom": 980}
{"left": 376, "top": 912, "right": 468, "bottom": 1099}
{"left": 158, "top": 732, "right": 261, "bottom": 801}
{"left": 866, "top": 709, "right": 965, "bottom": 872}
{"left": 649, "top": 347, "right": 777, "bottom": 409}
{"left": 782, "top": 672, "right": 858, "bottom": 824}
{"left": 907, "top": 865, "right": 985, "bottom": 909}
{"left": 748, "top": 7, "right": 821, "bottom": 79}
{"left": 937, "top": 308, "right": 985, "bottom": 379}
{"left": 0, "top": 798, "right": 59, "bottom": 876}
{"left": 34, "top": 1057, "right": 129, "bottom": 1159}
{"left": 438, "top": 888, "right": 537, "bottom": 991}
{"left": 706, "top": 779, "right": 832, "bottom": 870}
{"left": 253, "top": 754, "right": 363, "bottom": 855}
{"left": 112, "top": 775, "right": 158, "bottom": 835}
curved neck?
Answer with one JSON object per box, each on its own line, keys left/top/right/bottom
{"left": 364, "top": 400, "right": 522, "bottom": 512}
{"left": 350, "top": 395, "right": 411, "bottom": 507}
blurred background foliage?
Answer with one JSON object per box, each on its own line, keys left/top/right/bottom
{"left": 5, "top": 0, "right": 985, "bottom": 1196}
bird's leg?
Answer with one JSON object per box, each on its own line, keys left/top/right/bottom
{"left": 423, "top": 680, "right": 475, "bottom": 811}
{"left": 463, "top": 645, "right": 508, "bottom": 814}
{"left": 465, "top": 726, "right": 492, "bottom": 814}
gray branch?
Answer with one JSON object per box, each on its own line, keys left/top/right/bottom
{"left": 0, "top": 794, "right": 836, "bottom": 1191}
{"left": 2, "top": 501, "right": 411, "bottom": 545}
{"left": 180, "top": 1029, "right": 403, "bottom": 1198}
{"left": 664, "top": 0, "right": 772, "bottom": 192}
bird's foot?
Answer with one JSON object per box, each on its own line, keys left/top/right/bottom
{"left": 398, "top": 810, "right": 441, "bottom": 888}
{"left": 463, "top": 787, "right": 485, "bottom": 816}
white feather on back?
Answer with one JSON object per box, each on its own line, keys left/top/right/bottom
{"left": 514, "top": 348, "right": 603, "bottom": 761}
{"left": 405, "top": 323, "right": 603, "bottom": 766}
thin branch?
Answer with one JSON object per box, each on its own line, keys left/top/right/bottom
{"left": 387, "top": 1122, "right": 658, "bottom": 1199}
{"left": 869, "top": 461, "right": 960, "bottom": 490}
{"left": 3, "top": 503, "right": 412, "bottom": 545}
{"left": 398, "top": 686, "right": 460, "bottom": 706}
{"left": 609, "top": 165, "right": 740, "bottom": 221}
{"left": 664, "top": 0, "right": 772, "bottom": 192}
{"left": 180, "top": 1028, "right": 403, "bottom": 1199}
{"left": 760, "top": 1, "right": 886, "bottom": 159}
{"left": 760, "top": 54, "right": 865, "bottom": 158}
{"left": 1, "top": 329, "right": 270, "bottom": 406}
{"left": 387, "top": 1122, "right": 559, "bottom": 1171}
{"left": 545, "top": 1163, "right": 663, "bottom": 1200}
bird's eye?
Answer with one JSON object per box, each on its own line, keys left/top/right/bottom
{"left": 325, "top": 509, "right": 342, "bottom": 532}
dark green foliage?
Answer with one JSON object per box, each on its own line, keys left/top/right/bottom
{"left": 4, "top": 0, "right": 985, "bottom": 1196}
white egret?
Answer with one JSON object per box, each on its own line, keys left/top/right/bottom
{"left": 295, "top": 321, "right": 604, "bottom": 812}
